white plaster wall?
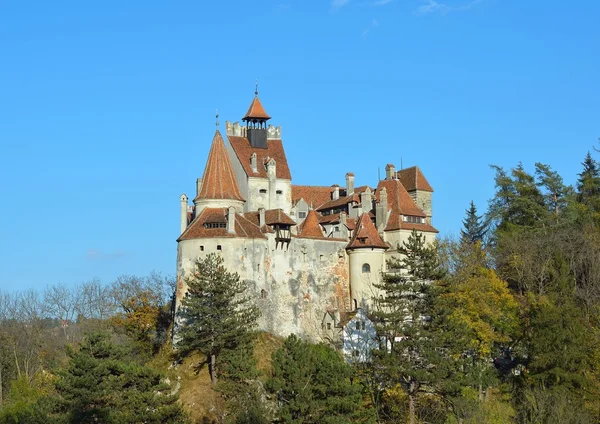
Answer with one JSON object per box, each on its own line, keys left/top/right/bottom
{"left": 348, "top": 248, "right": 386, "bottom": 310}
{"left": 274, "top": 179, "right": 292, "bottom": 213}
{"left": 176, "top": 235, "right": 351, "bottom": 340}
{"left": 247, "top": 177, "right": 270, "bottom": 211}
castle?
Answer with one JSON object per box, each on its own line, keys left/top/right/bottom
{"left": 175, "top": 91, "right": 438, "bottom": 341}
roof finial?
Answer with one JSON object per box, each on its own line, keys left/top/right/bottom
{"left": 255, "top": 80, "right": 259, "bottom": 97}
{"left": 216, "top": 108, "right": 219, "bottom": 128}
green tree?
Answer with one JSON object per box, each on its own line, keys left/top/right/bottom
{"left": 460, "top": 201, "right": 488, "bottom": 244}
{"left": 577, "top": 152, "right": 600, "bottom": 207}
{"left": 372, "top": 230, "right": 448, "bottom": 424}
{"left": 54, "top": 332, "right": 187, "bottom": 423}
{"left": 177, "top": 253, "right": 259, "bottom": 385}
{"left": 267, "top": 334, "right": 368, "bottom": 423}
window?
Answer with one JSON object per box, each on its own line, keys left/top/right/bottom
{"left": 259, "top": 189, "right": 267, "bottom": 194}
{"left": 362, "top": 263, "right": 371, "bottom": 273}
{"left": 353, "top": 350, "right": 360, "bottom": 358}
{"left": 403, "top": 215, "right": 425, "bottom": 224}
{"left": 362, "top": 322, "right": 366, "bottom": 330}
{"left": 200, "top": 246, "right": 204, "bottom": 252}
{"left": 276, "top": 190, "right": 282, "bottom": 195}
{"left": 355, "top": 321, "right": 361, "bottom": 330}
{"left": 327, "top": 323, "right": 331, "bottom": 330}
{"left": 204, "top": 222, "right": 226, "bottom": 229}
{"left": 260, "top": 289, "right": 267, "bottom": 299}
{"left": 217, "top": 245, "right": 222, "bottom": 251}
{"left": 334, "top": 226, "right": 339, "bottom": 232}
{"left": 298, "top": 211, "right": 306, "bottom": 219}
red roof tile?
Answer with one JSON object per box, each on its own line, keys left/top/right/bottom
{"left": 242, "top": 96, "right": 271, "bottom": 121}
{"left": 319, "top": 213, "right": 342, "bottom": 224}
{"left": 265, "top": 209, "right": 296, "bottom": 225}
{"left": 292, "top": 185, "right": 334, "bottom": 209}
{"left": 345, "top": 218, "right": 357, "bottom": 231}
{"left": 396, "top": 166, "right": 434, "bottom": 192}
{"left": 375, "top": 180, "right": 438, "bottom": 233}
{"left": 228, "top": 136, "right": 292, "bottom": 180}
{"left": 377, "top": 179, "right": 426, "bottom": 219}
{"left": 178, "top": 207, "right": 267, "bottom": 241}
{"left": 316, "top": 194, "right": 360, "bottom": 212}
{"left": 297, "top": 210, "right": 326, "bottom": 239}
{"left": 195, "top": 131, "right": 244, "bottom": 202}
{"left": 347, "top": 213, "right": 389, "bottom": 250}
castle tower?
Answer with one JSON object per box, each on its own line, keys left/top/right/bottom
{"left": 242, "top": 87, "right": 271, "bottom": 149}
{"left": 193, "top": 129, "right": 245, "bottom": 217}
{"left": 346, "top": 213, "right": 389, "bottom": 310}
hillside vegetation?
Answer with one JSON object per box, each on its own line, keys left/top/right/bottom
{"left": 2, "top": 150, "right": 600, "bottom": 423}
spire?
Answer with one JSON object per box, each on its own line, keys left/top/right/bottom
{"left": 347, "top": 213, "right": 388, "bottom": 250}
{"left": 195, "top": 130, "right": 244, "bottom": 202}
{"left": 297, "top": 210, "right": 325, "bottom": 239}
{"left": 242, "top": 84, "right": 271, "bottom": 121}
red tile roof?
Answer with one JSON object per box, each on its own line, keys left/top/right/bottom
{"left": 345, "top": 218, "right": 357, "bottom": 231}
{"left": 297, "top": 210, "right": 326, "bottom": 239}
{"left": 228, "top": 136, "right": 292, "bottom": 180}
{"left": 347, "top": 213, "right": 389, "bottom": 250}
{"left": 396, "top": 166, "right": 434, "bottom": 192}
{"left": 316, "top": 194, "right": 360, "bottom": 212}
{"left": 377, "top": 179, "right": 425, "bottom": 219}
{"left": 242, "top": 96, "right": 271, "bottom": 121}
{"left": 265, "top": 209, "right": 296, "bottom": 225}
{"left": 375, "top": 180, "right": 438, "bottom": 233}
{"left": 291, "top": 185, "right": 334, "bottom": 209}
{"left": 195, "top": 130, "right": 244, "bottom": 202}
{"left": 319, "top": 213, "right": 342, "bottom": 224}
{"left": 178, "top": 207, "right": 266, "bottom": 241}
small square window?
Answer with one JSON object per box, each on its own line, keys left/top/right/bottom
{"left": 298, "top": 211, "right": 306, "bottom": 219}
{"left": 200, "top": 246, "right": 204, "bottom": 252}
{"left": 217, "top": 245, "right": 222, "bottom": 251}
{"left": 327, "top": 323, "right": 331, "bottom": 330}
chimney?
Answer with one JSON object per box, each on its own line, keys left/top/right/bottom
{"left": 361, "top": 188, "right": 373, "bottom": 213}
{"left": 180, "top": 194, "right": 188, "bottom": 234}
{"left": 385, "top": 164, "right": 395, "bottom": 180}
{"left": 346, "top": 173, "right": 354, "bottom": 195}
{"left": 227, "top": 207, "right": 236, "bottom": 234}
{"left": 259, "top": 207, "right": 266, "bottom": 228}
{"left": 380, "top": 187, "right": 388, "bottom": 208}
{"left": 340, "top": 211, "right": 347, "bottom": 226}
{"left": 376, "top": 187, "right": 387, "bottom": 230}
{"left": 332, "top": 185, "right": 340, "bottom": 201}
{"left": 196, "top": 178, "right": 202, "bottom": 197}
{"left": 250, "top": 153, "right": 257, "bottom": 173}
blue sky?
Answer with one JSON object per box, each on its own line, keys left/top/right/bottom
{"left": 1, "top": 0, "right": 599, "bottom": 291}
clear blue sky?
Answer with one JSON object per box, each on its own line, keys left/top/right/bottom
{"left": 1, "top": 0, "right": 599, "bottom": 291}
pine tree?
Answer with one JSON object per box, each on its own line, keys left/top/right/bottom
{"left": 372, "top": 231, "right": 447, "bottom": 424}
{"left": 577, "top": 152, "right": 600, "bottom": 208}
{"left": 54, "top": 332, "right": 187, "bottom": 423}
{"left": 267, "top": 334, "right": 368, "bottom": 423}
{"left": 177, "top": 253, "right": 259, "bottom": 385}
{"left": 460, "top": 201, "right": 488, "bottom": 244}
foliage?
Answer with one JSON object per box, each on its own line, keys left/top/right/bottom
{"left": 177, "top": 253, "right": 260, "bottom": 385}
{"left": 52, "top": 332, "right": 188, "bottom": 424}
{"left": 461, "top": 201, "right": 488, "bottom": 244}
{"left": 267, "top": 334, "right": 370, "bottom": 423}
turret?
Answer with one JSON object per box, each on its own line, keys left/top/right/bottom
{"left": 180, "top": 194, "right": 189, "bottom": 234}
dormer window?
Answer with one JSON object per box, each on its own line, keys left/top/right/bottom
{"left": 403, "top": 215, "right": 425, "bottom": 224}
{"left": 204, "top": 222, "right": 227, "bottom": 229}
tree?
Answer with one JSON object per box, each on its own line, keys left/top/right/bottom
{"left": 53, "top": 332, "right": 187, "bottom": 423}
{"left": 460, "top": 201, "right": 488, "bottom": 244}
{"left": 177, "top": 253, "right": 259, "bottom": 385}
{"left": 372, "top": 230, "right": 447, "bottom": 424}
{"left": 267, "top": 334, "right": 368, "bottom": 423}
{"left": 577, "top": 152, "right": 600, "bottom": 207}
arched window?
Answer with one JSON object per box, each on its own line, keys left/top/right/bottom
{"left": 362, "top": 263, "right": 371, "bottom": 273}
